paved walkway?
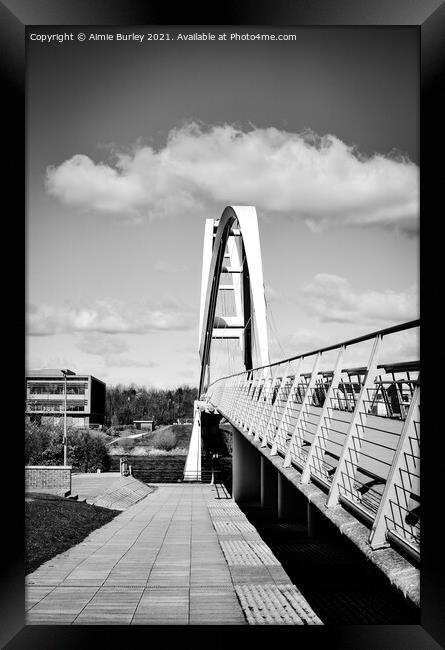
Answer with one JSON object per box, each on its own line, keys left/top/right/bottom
{"left": 26, "top": 484, "right": 322, "bottom": 625}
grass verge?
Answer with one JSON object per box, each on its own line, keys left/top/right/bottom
{"left": 25, "top": 492, "right": 120, "bottom": 575}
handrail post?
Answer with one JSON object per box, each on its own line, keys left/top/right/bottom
{"left": 238, "top": 372, "right": 255, "bottom": 430}
{"left": 232, "top": 372, "right": 248, "bottom": 426}
{"left": 254, "top": 364, "right": 279, "bottom": 443}
{"left": 271, "top": 357, "right": 304, "bottom": 456}
{"left": 326, "top": 335, "right": 382, "bottom": 508}
{"left": 244, "top": 370, "right": 262, "bottom": 434}
{"left": 284, "top": 353, "right": 321, "bottom": 469}
{"left": 248, "top": 368, "right": 270, "bottom": 437}
{"left": 369, "top": 385, "right": 420, "bottom": 550}
{"left": 229, "top": 373, "right": 246, "bottom": 423}
{"left": 301, "top": 346, "right": 345, "bottom": 484}
{"left": 261, "top": 361, "right": 290, "bottom": 447}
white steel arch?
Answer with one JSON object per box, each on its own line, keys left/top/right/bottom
{"left": 184, "top": 205, "right": 270, "bottom": 481}
{"left": 198, "top": 205, "right": 270, "bottom": 395}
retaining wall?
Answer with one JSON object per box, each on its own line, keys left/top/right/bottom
{"left": 25, "top": 466, "right": 72, "bottom": 493}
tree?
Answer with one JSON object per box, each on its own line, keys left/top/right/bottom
{"left": 105, "top": 384, "right": 198, "bottom": 427}
{"left": 25, "top": 422, "right": 53, "bottom": 465}
{"left": 153, "top": 429, "right": 177, "bottom": 451}
{"left": 25, "top": 422, "right": 110, "bottom": 472}
{"left": 70, "top": 429, "right": 110, "bottom": 472}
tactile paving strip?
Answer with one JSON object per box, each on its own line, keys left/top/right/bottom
{"left": 214, "top": 521, "right": 257, "bottom": 535}
{"left": 235, "top": 584, "right": 323, "bottom": 625}
{"left": 207, "top": 505, "right": 245, "bottom": 518}
{"left": 206, "top": 496, "right": 324, "bottom": 625}
{"left": 221, "top": 540, "right": 281, "bottom": 566}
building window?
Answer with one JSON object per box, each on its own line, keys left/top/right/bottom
{"left": 28, "top": 382, "right": 88, "bottom": 395}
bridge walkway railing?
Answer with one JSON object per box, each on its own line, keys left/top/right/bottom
{"left": 204, "top": 320, "right": 420, "bottom": 562}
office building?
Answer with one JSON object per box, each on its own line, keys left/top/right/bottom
{"left": 26, "top": 368, "right": 106, "bottom": 428}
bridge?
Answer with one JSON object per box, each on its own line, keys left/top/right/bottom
{"left": 183, "top": 205, "right": 420, "bottom": 608}
{"left": 25, "top": 205, "right": 420, "bottom": 627}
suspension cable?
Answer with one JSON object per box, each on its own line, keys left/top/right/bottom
{"left": 265, "top": 292, "right": 287, "bottom": 360}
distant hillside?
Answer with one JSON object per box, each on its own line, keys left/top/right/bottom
{"left": 109, "top": 424, "right": 193, "bottom": 456}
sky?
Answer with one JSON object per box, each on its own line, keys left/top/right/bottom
{"left": 26, "top": 26, "right": 419, "bottom": 388}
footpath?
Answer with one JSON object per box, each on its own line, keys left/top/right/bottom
{"left": 26, "top": 483, "right": 322, "bottom": 625}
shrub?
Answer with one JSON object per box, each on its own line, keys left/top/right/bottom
{"left": 153, "top": 429, "right": 177, "bottom": 451}
{"left": 105, "top": 427, "right": 121, "bottom": 437}
{"left": 25, "top": 422, "right": 110, "bottom": 472}
{"left": 25, "top": 422, "right": 55, "bottom": 465}
{"left": 25, "top": 422, "right": 68, "bottom": 466}
{"left": 70, "top": 429, "right": 110, "bottom": 473}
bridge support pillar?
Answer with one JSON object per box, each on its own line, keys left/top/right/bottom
{"left": 278, "top": 473, "right": 306, "bottom": 521}
{"left": 307, "top": 502, "right": 317, "bottom": 538}
{"left": 307, "top": 501, "right": 335, "bottom": 539}
{"left": 232, "top": 428, "right": 261, "bottom": 504}
{"left": 261, "top": 456, "right": 278, "bottom": 512}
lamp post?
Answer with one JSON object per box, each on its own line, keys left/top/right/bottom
{"left": 61, "top": 370, "right": 68, "bottom": 466}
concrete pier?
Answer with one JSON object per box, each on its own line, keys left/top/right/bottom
{"left": 261, "top": 455, "right": 278, "bottom": 510}
{"left": 232, "top": 427, "right": 261, "bottom": 504}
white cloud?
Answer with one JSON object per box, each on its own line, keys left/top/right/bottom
{"left": 288, "top": 323, "right": 419, "bottom": 364}
{"left": 288, "top": 328, "right": 328, "bottom": 354}
{"left": 26, "top": 355, "right": 76, "bottom": 373}
{"left": 271, "top": 276, "right": 420, "bottom": 366}
{"left": 75, "top": 333, "right": 158, "bottom": 368}
{"left": 76, "top": 332, "right": 129, "bottom": 356}
{"left": 153, "top": 259, "right": 189, "bottom": 274}
{"left": 105, "top": 356, "right": 158, "bottom": 368}
{"left": 46, "top": 122, "right": 419, "bottom": 234}
{"left": 302, "top": 274, "right": 418, "bottom": 325}
{"left": 27, "top": 299, "right": 194, "bottom": 336}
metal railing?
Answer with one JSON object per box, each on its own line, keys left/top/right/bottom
{"left": 204, "top": 320, "right": 420, "bottom": 561}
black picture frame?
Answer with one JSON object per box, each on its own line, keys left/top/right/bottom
{"left": 2, "top": 0, "right": 444, "bottom": 647}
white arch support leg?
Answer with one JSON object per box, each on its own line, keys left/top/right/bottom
{"left": 183, "top": 401, "right": 202, "bottom": 481}
{"left": 198, "top": 218, "right": 215, "bottom": 353}
{"left": 184, "top": 206, "right": 270, "bottom": 482}
{"left": 233, "top": 206, "right": 269, "bottom": 370}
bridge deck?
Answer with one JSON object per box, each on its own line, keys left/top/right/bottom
{"left": 25, "top": 483, "right": 321, "bottom": 625}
